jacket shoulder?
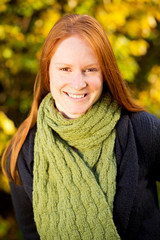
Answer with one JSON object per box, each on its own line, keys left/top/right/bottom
{"left": 117, "top": 110, "right": 160, "bottom": 139}
{"left": 127, "top": 111, "right": 160, "bottom": 151}
{"left": 116, "top": 110, "right": 160, "bottom": 177}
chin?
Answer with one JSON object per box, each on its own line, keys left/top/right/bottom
{"left": 66, "top": 110, "right": 87, "bottom": 119}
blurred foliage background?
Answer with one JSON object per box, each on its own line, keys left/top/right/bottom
{"left": 0, "top": 0, "right": 160, "bottom": 239}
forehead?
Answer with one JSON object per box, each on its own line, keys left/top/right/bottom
{"left": 51, "top": 35, "right": 99, "bottom": 64}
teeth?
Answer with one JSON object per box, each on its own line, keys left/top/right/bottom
{"left": 67, "top": 93, "right": 86, "bottom": 99}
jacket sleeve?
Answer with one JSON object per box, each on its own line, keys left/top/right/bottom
{"left": 9, "top": 181, "right": 40, "bottom": 240}
{"left": 9, "top": 125, "right": 40, "bottom": 240}
{"left": 151, "top": 113, "right": 160, "bottom": 181}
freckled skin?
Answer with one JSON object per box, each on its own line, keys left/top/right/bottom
{"left": 49, "top": 35, "right": 103, "bottom": 119}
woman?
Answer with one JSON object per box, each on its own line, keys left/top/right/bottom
{"left": 2, "top": 14, "right": 160, "bottom": 240}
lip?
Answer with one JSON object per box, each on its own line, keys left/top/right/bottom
{"left": 63, "top": 91, "right": 88, "bottom": 100}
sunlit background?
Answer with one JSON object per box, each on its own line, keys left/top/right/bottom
{"left": 0, "top": 0, "right": 160, "bottom": 239}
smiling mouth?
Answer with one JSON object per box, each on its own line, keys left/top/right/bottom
{"left": 65, "top": 92, "right": 87, "bottom": 99}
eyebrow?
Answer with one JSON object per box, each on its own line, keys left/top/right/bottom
{"left": 55, "top": 63, "right": 99, "bottom": 67}
{"left": 55, "top": 63, "right": 73, "bottom": 67}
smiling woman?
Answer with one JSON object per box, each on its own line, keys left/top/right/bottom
{"left": 1, "top": 14, "right": 160, "bottom": 240}
{"left": 49, "top": 35, "right": 103, "bottom": 119}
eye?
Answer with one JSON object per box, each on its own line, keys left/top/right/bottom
{"left": 60, "top": 67, "right": 71, "bottom": 72}
{"left": 85, "top": 68, "right": 97, "bottom": 73}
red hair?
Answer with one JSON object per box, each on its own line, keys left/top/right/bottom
{"left": 2, "top": 14, "right": 144, "bottom": 184}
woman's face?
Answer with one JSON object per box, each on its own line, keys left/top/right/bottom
{"left": 49, "top": 35, "right": 103, "bottom": 119}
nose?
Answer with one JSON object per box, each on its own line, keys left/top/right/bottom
{"left": 70, "top": 71, "right": 87, "bottom": 90}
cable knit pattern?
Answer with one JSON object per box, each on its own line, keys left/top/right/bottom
{"left": 33, "top": 93, "right": 121, "bottom": 240}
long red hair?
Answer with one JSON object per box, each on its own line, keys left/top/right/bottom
{"left": 2, "top": 14, "right": 144, "bottom": 184}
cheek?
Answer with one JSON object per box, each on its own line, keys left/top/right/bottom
{"left": 89, "top": 76, "right": 103, "bottom": 91}
{"left": 50, "top": 72, "right": 62, "bottom": 90}
{"left": 50, "top": 71, "right": 70, "bottom": 89}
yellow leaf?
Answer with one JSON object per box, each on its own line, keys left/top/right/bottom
{"left": 0, "top": 112, "right": 16, "bottom": 135}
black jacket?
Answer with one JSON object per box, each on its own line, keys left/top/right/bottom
{"left": 9, "top": 111, "right": 160, "bottom": 240}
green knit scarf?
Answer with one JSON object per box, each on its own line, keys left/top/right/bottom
{"left": 33, "top": 93, "right": 121, "bottom": 240}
